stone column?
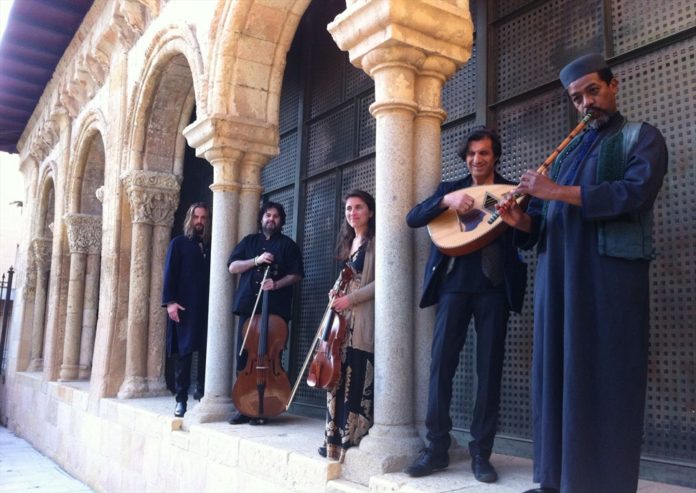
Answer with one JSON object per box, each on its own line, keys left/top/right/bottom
{"left": 328, "top": 0, "right": 473, "bottom": 480}
{"left": 27, "top": 238, "right": 52, "bottom": 372}
{"left": 182, "top": 115, "right": 277, "bottom": 425}
{"left": 413, "top": 57, "right": 456, "bottom": 427}
{"left": 118, "top": 170, "right": 180, "bottom": 398}
{"left": 78, "top": 250, "right": 101, "bottom": 379}
{"left": 60, "top": 213, "right": 102, "bottom": 380}
{"left": 146, "top": 220, "right": 178, "bottom": 394}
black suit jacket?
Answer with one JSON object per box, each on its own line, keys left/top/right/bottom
{"left": 406, "top": 173, "right": 527, "bottom": 313}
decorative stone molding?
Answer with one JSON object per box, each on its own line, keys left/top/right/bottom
{"left": 31, "top": 238, "right": 52, "bottom": 271}
{"left": 121, "top": 170, "right": 181, "bottom": 226}
{"left": 328, "top": 0, "right": 473, "bottom": 71}
{"left": 95, "top": 186, "right": 105, "bottom": 203}
{"left": 113, "top": 0, "right": 158, "bottom": 47}
{"left": 64, "top": 214, "right": 103, "bottom": 255}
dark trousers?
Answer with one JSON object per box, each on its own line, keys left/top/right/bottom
{"left": 425, "top": 290, "right": 509, "bottom": 458}
{"left": 173, "top": 349, "right": 206, "bottom": 403}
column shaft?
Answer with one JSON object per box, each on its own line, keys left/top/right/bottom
{"left": 27, "top": 268, "right": 48, "bottom": 371}
{"left": 60, "top": 251, "right": 87, "bottom": 380}
{"left": 118, "top": 222, "right": 152, "bottom": 398}
{"left": 146, "top": 223, "right": 171, "bottom": 393}
{"left": 78, "top": 253, "right": 100, "bottom": 379}
{"left": 186, "top": 188, "right": 239, "bottom": 423}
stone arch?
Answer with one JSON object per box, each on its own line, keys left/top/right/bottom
{"left": 67, "top": 110, "right": 107, "bottom": 215}
{"left": 58, "top": 112, "right": 107, "bottom": 381}
{"left": 126, "top": 24, "right": 205, "bottom": 175}
{"left": 206, "top": 0, "right": 311, "bottom": 125}
{"left": 25, "top": 167, "right": 56, "bottom": 371}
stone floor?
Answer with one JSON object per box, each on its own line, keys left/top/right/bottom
{"left": 2, "top": 395, "right": 694, "bottom": 493}
{"left": 0, "top": 425, "right": 94, "bottom": 493}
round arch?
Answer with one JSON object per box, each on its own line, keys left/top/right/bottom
{"left": 67, "top": 109, "right": 108, "bottom": 215}
{"left": 206, "top": 0, "right": 311, "bottom": 126}
{"left": 125, "top": 24, "right": 206, "bottom": 175}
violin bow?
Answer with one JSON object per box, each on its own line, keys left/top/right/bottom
{"left": 239, "top": 265, "right": 270, "bottom": 356}
{"left": 285, "top": 273, "right": 344, "bottom": 410}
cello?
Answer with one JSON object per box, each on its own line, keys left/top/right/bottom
{"left": 285, "top": 266, "right": 353, "bottom": 409}
{"left": 232, "top": 266, "right": 291, "bottom": 420}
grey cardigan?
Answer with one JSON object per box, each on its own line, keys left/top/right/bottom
{"left": 346, "top": 239, "right": 375, "bottom": 353}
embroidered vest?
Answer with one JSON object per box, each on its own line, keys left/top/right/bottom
{"left": 544, "top": 120, "right": 655, "bottom": 260}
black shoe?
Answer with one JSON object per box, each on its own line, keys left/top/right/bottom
{"left": 228, "top": 412, "right": 251, "bottom": 425}
{"left": 405, "top": 447, "right": 449, "bottom": 477}
{"left": 174, "top": 401, "right": 186, "bottom": 417}
{"left": 249, "top": 417, "right": 268, "bottom": 426}
{"left": 471, "top": 454, "right": 497, "bottom": 483}
{"left": 317, "top": 446, "right": 327, "bottom": 458}
{"left": 193, "top": 388, "right": 204, "bottom": 401}
{"left": 522, "top": 488, "right": 559, "bottom": 493}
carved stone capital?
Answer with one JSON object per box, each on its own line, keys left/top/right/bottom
{"left": 184, "top": 114, "right": 278, "bottom": 192}
{"left": 328, "top": 0, "right": 473, "bottom": 73}
{"left": 31, "top": 238, "right": 52, "bottom": 271}
{"left": 64, "top": 213, "right": 103, "bottom": 255}
{"left": 121, "top": 170, "right": 181, "bottom": 226}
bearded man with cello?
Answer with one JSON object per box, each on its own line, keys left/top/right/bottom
{"left": 405, "top": 127, "right": 527, "bottom": 483}
{"left": 227, "top": 202, "right": 304, "bottom": 425}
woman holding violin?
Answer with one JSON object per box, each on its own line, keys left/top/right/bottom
{"left": 319, "top": 190, "right": 376, "bottom": 461}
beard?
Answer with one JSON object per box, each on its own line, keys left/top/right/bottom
{"left": 193, "top": 223, "right": 205, "bottom": 236}
{"left": 587, "top": 108, "right": 614, "bottom": 129}
{"left": 262, "top": 221, "right": 279, "bottom": 236}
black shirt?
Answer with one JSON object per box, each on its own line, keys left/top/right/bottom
{"left": 227, "top": 232, "right": 304, "bottom": 320}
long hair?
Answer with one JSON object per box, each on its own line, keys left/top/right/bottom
{"left": 335, "top": 189, "right": 375, "bottom": 260}
{"left": 183, "top": 202, "right": 211, "bottom": 242}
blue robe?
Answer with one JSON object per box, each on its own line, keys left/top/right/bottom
{"left": 517, "top": 113, "right": 668, "bottom": 492}
{"left": 162, "top": 235, "right": 211, "bottom": 356}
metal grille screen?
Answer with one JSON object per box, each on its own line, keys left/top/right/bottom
{"left": 263, "top": 0, "right": 695, "bottom": 478}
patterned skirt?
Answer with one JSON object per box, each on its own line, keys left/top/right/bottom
{"left": 324, "top": 343, "right": 374, "bottom": 462}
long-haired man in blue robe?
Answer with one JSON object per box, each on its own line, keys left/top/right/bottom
{"left": 162, "top": 202, "right": 211, "bottom": 417}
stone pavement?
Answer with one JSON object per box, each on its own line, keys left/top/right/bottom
{"left": 1, "top": 417, "right": 693, "bottom": 493}
{"left": 0, "top": 425, "right": 94, "bottom": 493}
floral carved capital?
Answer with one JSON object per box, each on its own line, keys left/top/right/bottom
{"left": 64, "top": 214, "right": 103, "bottom": 254}
{"left": 121, "top": 170, "right": 181, "bottom": 226}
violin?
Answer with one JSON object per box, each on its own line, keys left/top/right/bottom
{"left": 306, "top": 265, "right": 353, "bottom": 389}
{"left": 232, "top": 266, "right": 291, "bottom": 419}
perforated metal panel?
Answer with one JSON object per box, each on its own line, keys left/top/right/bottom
{"left": 612, "top": 40, "right": 696, "bottom": 462}
{"left": 262, "top": 131, "right": 298, "bottom": 191}
{"left": 292, "top": 175, "right": 339, "bottom": 409}
{"left": 495, "top": 0, "right": 604, "bottom": 101}
{"left": 307, "top": 106, "right": 355, "bottom": 177}
{"left": 612, "top": 0, "right": 696, "bottom": 55}
{"left": 497, "top": 89, "right": 570, "bottom": 180}
{"left": 358, "top": 93, "right": 376, "bottom": 157}
{"left": 442, "top": 43, "right": 477, "bottom": 124}
{"left": 341, "top": 158, "right": 376, "bottom": 198}
{"left": 441, "top": 120, "right": 476, "bottom": 181}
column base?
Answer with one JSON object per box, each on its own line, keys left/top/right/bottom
{"left": 59, "top": 364, "right": 80, "bottom": 381}
{"left": 77, "top": 365, "right": 91, "bottom": 380}
{"left": 145, "top": 377, "right": 171, "bottom": 397}
{"left": 117, "top": 376, "right": 149, "bottom": 399}
{"left": 182, "top": 395, "right": 235, "bottom": 429}
{"left": 26, "top": 358, "right": 43, "bottom": 372}
{"left": 340, "top": 423, "right": 423, "bottom": 486}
